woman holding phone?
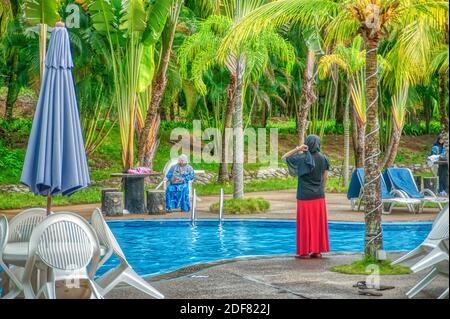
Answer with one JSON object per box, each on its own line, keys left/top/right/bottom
{"left": 282, "top": 134, "right": 330, "bottom": 259}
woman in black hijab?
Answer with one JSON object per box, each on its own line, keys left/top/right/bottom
{"left": 282, "top": 135, "right": 330, "bottom": 259}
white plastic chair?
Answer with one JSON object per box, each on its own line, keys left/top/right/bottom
{"left": 392, "top": 206, "right": 449, "bottom": 299}
{"left": 406, "top": 242, "right": 448, "bottom": 299}
{"left": 156, "top": 158, "right": 201, "bottom": 209}
{"left": 8, "top": 208, "right": 48, "bottom": 244}
{"left": 22, "top": 213, "right": 103, "bottom": 299}
{"left": 91, "top": 208, "right": 164, "bottom": 298}
{"left": 392, "top": 206, "right": 448, "bottom": 266}
{"left": 1, "top": 208, "right": 48, "bottom": 299}
{"left": 1, "top": 215, "right": 24, "bottom": 299}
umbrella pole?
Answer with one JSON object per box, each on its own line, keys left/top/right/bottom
{"left": 46, "top": 194, "right": 52, "bottom": 215}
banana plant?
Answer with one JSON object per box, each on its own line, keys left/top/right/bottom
{"left": 23, "top": 0, "right": 60, "bottom": 82}
{"left": 87, "top": 0, "right": 173, "bottom": 170}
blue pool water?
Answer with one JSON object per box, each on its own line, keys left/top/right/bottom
{"left": 97, "top": 219, "right": 432, "bottom": 278}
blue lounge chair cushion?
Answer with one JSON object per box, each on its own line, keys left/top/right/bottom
{"left": 384, "top": 168, "right": 424, "bottom": 199}
{"left": 347, "top": 168, "right": 393, "bottom": 200}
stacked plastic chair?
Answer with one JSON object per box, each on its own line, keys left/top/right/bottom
{"left": 392, "top": 206, "right": 449, "bottom": 298}
{"left": 91, "top": 208, "right": 164, "bottom": 298}
{"left": 22, "top": 213, "right": 103, "bottom": 299}
{"left": 0, "top": 208, "right": 47, "bottom": 299}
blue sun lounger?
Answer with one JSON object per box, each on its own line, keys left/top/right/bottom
{"left": 347, "top": 168, "right": 421, "bottom": 213}
{"left": 384, "top": 167, "right": 448, "bottom": 211}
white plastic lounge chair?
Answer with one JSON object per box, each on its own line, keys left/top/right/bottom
{"left": 22, "top": 213, "right": 103, "bottom": 299}
{"left": 392, "top": 206, "right": 448, "bottom": 266}
{"left": 91, "top": 208, "right": 164, "bottom": 299}
{"left": 384, "top": 167, "right": 448, "bottom": 211}
{"left": 391, "top": 206, "right": 449, "bottom": 298}
{"left": 347, "top": 168, "right": 421, "bottom": 213}
{"left": 0, "top": 208, "right": 48, "bottom": 298}
{"left": 406, "top": 242, "right": 448, "bottom": 299}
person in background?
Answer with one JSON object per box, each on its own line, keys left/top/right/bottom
{"left": 282, "top": 134, "right": 330, "bottom": 259}
{"left": 166, "top": 154, "right": 195, "bottom": 212}
{"left": 431, "top": 133, "right": 448, "bottom": 196}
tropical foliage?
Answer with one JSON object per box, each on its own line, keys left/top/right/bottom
{"left": 0, "top": 0, "right": 448, "bottom": 257}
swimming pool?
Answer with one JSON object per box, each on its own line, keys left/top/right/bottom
{"left": 98, "top": 219, "right": 432, "bottom": 278}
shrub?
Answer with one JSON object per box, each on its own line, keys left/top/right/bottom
{"left": 0, "top": 140, "right": 25, "bottom": 183}
{"left": 0, "top": 118, "right": 33, "bottom": 147}
{"left": 209, "top": 197, "right": 271, "bottom": 215}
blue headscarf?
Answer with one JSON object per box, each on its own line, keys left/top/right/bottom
{"left": 298, "top": 134, "right": 321, "bottom": 176}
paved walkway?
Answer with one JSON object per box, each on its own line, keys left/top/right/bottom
{"left": 107, "top": 253, "right": 447, "bottom": 299}
{"left": 1, "top": 190, "right": 442, "bottom": 222}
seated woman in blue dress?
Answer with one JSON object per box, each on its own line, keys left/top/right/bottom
{"left": 166, "top": 154, "right": 195, "bottom": 212}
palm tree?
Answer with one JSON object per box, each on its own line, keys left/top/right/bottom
{"left": 23, "top": 0, "right": 60, "bottom": 82}
{"left": 1, "top": 0, "right": 34, "bottom": 119}
{"left": 429, "top": 22, "right": 449, "bottom": 165}
{"left": 87, "top": 0, "right": 173, "bottom": 170}
{"left": 179, "top": 12, "right": 294, "bottom": 187}
{"left": 220, "top": 0, "right": 447, "bottom": 257}
{"left": 318, "top": 35, "right": 367, "bottom": 184}
{"left": 137, "top": 0, "right": 183, "bottom": 168}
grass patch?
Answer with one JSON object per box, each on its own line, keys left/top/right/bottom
{"left": 0, "top": 187, "right": 102, "bottom": 210}
{"left": 330, "top": 257, "right": 411, "bottom": 275}
{"left": 209, "top": 197, "right": 270, "bottom": 215}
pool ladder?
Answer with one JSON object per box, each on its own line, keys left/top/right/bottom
{"left": 219, "top": 188, "right": 224, "bottom": 222}
{"left": 190, "top": 188, "right": 224, "bottom": 223}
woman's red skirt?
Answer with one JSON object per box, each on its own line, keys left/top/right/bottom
{"left": 296, "top": 198, "right": 330, "bottom": 256}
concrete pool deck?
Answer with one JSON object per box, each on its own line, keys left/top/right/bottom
{"left": 106, "top": 253, "right": 447, "bottom": 299}
{"left": 1, "top": 190, "right": 444, "bottom": 222}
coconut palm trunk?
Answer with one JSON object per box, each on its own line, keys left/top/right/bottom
{"left": 233, "top": 55, "right": 245, "bottom": 199}
{"left": 363, "top": 37, "right": 383, "bottom": 257}
{"left": 343, "top": 78, "right": 352, "bottom": 186}
{"left": 382, "top": 123, "right": 402, "bottom": 168}
{"left": 218, "top": 74, "right": 236, "bottom": 182}
{"left": 297, "top": 49, "right": 316, "bottom": 145}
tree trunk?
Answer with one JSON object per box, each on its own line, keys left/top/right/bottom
{"left": 343, "top": 79, "right": 351, "bottom": 186}
{"left": 363, "top": 37, "right": 383, "bottom": 258}
{"left": 169, "top": 100, "right": 176, "bottom": 120}
{"left": 423, "top": 93, "right": 432, "bottom": 134}
{"left": 160, "top": 103, "right": 167, "bottom": 121}
{"left": 218, "top": 75, "right": 236, "bottom": 183}
{"left": 356, "top": 121, "right": 365, "bottom": 168}
{"left": 382, "top": 124, "right": 402, "bottom": 168}
{"left": 438, "top": 73, "right": 449, "bottom": 166}
{"left": 351, "top": 101, "right": 359, "bottom": 167}
{"left": 233, "top": 55, "right": 245, "bottom": 199}
{"left": 297, "top": 49, "right": 316, "bottom": 145}
{"left": 137, "top": 2, "right": 181, "bottom": 166}
{"left": 4, "top": 80, "right": 19, "bottom": 120}
{"left": 261, "top": 101, "right": 268, "bottom": 127}
{"left": 39, "top": 23, "right": 47, "bottom": 83}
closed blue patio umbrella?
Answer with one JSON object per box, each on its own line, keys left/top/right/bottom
{"left": 21, "top": 22, "right": 90, "bottom": 214}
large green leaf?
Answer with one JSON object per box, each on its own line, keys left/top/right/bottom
{"left": 88, "top": 0, "right": 115, "bottom": 33}
{"left": 141, "top": 0, "right": 173, "bottom": 46}
{"left": 137, "top": 43, "right": 155, "bottom": 92}
{"left": 24, "top": 0, "right": 60, "bottom": 26}
{"left": 120, "top": 0, "right": 146, "bottom": 33}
